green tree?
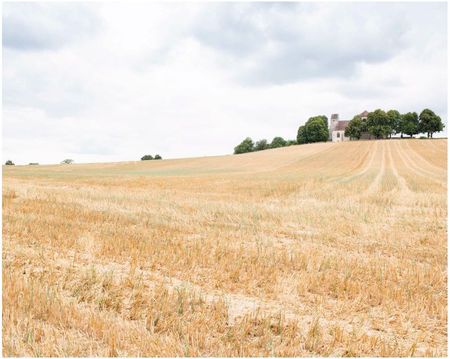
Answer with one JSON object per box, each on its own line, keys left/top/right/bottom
{"left": 297, "top": 125, "right": 307, "bottom": 144}
{"left": 5, "top": 160, "right": 14, "bottom": 166}
{"left": 286, "top": 139, "right": 297, "bottom": 146}
{"left": 400, "top": 112, "right": 419, "bottom": 138}
{"left": 270, "top": 136, "right": 287, "bottom": 148}
{"left": 304, "top": 117, "right": 329, "bottom": 143}
{"left": 345, "top": 115, "right": 364, "bottom": 140}
{"left": 308, "top": 115, "right": 328, "bottom": 129}
{"left": 297, "top": 116, "right": 329, "bottom": 144}
{"left": 387, "top": 110, "right": 401, "bottom": 137}
{"left": 418, "top": 109, "right": 444, "bottom": 138}
{"left": 61, "top": 159, "right": 74, "bottom": 164}
{"left": 141, "top": 155, "right": 154, "bottom": 160}
{"left": 254, "top": 139, "right": 269, "bottom": 151}
{"left": 154, "top": 154, "right": 162, "bottom": 160}
{"left": 234, "top": 137, "right": 254, "bottom": 154}
{"left": 367, "top": 109, "right": 391, "bottom": 139}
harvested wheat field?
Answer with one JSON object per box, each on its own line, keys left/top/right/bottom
{"left": 2, "top": 139, "right": 447, "bottom": 357}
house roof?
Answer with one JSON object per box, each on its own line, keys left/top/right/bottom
{"left": 360, "top": 110, "right": 369, "bottom": 117}
{"left": 335, "top": 120, "right": 350, "bottom": 131}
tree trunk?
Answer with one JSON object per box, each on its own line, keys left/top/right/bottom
{"left": 401, "top": 133, "right": 403, "bottom": 138}
{"left": 431, "top": 132, "right": 433, "bottom": 138}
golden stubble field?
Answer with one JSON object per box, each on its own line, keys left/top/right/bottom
{"left": 2, "top": 139, "right": 448, "bottom": 357}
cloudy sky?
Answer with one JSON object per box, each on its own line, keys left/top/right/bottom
{"left": 3, "top": 1, "right": 447, "bottom": 164}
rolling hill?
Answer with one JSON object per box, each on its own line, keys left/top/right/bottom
{"left": 2, "top": 139, "right": 447, "bottom": 356}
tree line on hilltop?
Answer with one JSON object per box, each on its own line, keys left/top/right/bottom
{"left": 345, "top": 108, "right": 444, "bottom": 140}
{"left": 233, "top": 115, "right": 334, "bottom": 154}
{"left": 233, "top": 108, "right": 444, "bottom": 154}
{"left": 3, "top": 108, "right": 445, "bottom": 164}
{"left": 234, "top": 137, "right": 298, "bottom": 154}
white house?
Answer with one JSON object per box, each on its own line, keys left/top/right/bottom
{"left": 329, "top": 114, "right": 350, "bottom": 142}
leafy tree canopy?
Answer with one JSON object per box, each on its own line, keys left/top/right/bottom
{"left": 400, "top": 112, "right": 419, "bottom": 137}
{"left": 345, "top": 115, "right": 365, "bottom": 140}
{"left": 419, "top": 109, "right": 444, "bottom": 138}
{"left": 254, "top": 139, "right": 269, "bottom": 151}
{"left": 367, "top": 109, "right": 391, "bottom": 139}
{"left": 270, "top": 136, "right": 287, "bottom": 148}
{"left": 387, "top": 109, "right": 401, "bottom": 135}
{"left": 286, "top": 139, "right": 297, "bottom": 146}
{"left": 234, "top": 137, "right": 254, "bottom": 154}
{"left": 5, "top": 160, "right": 14, "bottom": 166}
{"left": 297, "top": 125, "right": 307, "bottom": 144}
{"left": 305, "top": 117, "right": 329, "bottom": 143}
{"left": 307, "top": 115, "right": 328, "bottom": 129}
{"left": 297, "top": 115, "right": 329, "bottom": 144}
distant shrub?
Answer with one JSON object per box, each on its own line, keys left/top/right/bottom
{"left": 254, "top": 139, "right": 269, "bottom": 151}
{"left": 141, "top": 155, "right": 154, "bottom": 161}
{"left": 5, "top": 160, "right": 14, "bottom": 166}
{"left": 28, "top": 163, "right": 39, "bottom": 165}
{"left": 270, "top": 136, "right": 287, "bottom": 148}
{"left": 234, "top": 137, "right": 254, "bottom": 154}
{"left": 154, "top": 154, "right": 162, "bottom": 160}
{"left": 61, "top": 159, "right": 74, "bottom": 164}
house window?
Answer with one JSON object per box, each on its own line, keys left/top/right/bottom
{"left": 337, "top": 132, "right": 340, "bottom": 138}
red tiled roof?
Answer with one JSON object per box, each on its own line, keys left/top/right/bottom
{"left": 335, "top": 120, "right": 350, "bottom": 131}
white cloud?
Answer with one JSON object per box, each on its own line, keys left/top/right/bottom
{"left": 2, "top": 2, "right": 447, "bottom": 164}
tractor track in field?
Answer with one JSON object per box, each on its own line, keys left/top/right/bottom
{"left": 333, "top": 141, "right": 378, "bottom": 184}
{"left": 394, "top": 141, "right": 446, "bottom": 186}
{"left": 387, "top": 141, "right": 412, "bottom": 196}
{"left": 362, "top": 141, "right": 387, "bottom": 196}
{"left": 403, "top": 141, "right": 447, "bottom": 177}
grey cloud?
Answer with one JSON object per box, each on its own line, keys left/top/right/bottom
{"left": 192, "top": 3, "right": 267, "bottom": 57}
{"left": 3, "top": 2, "right": 98, "bottom": 51}
{"left": 192, "top": 2, "right": 440, "bottom": 85}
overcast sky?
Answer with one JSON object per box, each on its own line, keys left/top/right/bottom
{"left": 3, "top": 1, "right": 447, "bottom": 164}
